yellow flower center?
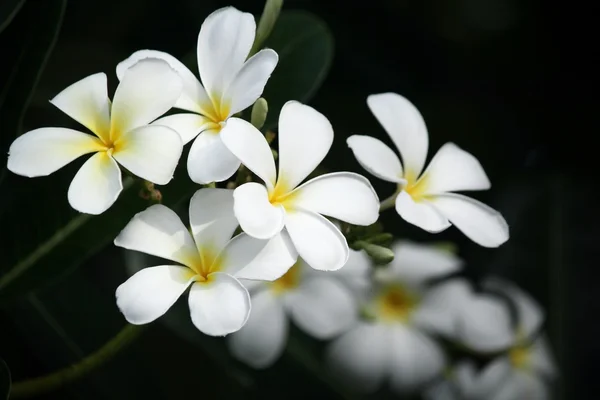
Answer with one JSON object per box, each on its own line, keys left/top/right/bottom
{"left": 188, "top": 245, "right": 225, "bottom": 282}
{"left": 268, "top": 180, "right": 298, "bottom": 210}
{"left": 402, "top": 170, "right": 430, "bottom": 200}
{"left": 375, "top": 284, "right": 419, "bottom": 322}
{"left": 271, "top": 261, "right": 301, "bottom": 294}
{"left": 202, "top": 93, "right": 232, "bottom": 125}
{"left": 509, "top": 345, "right": 530, "bottom": 369}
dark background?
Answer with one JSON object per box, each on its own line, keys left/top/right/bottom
{"left": 0, "top": 0, "right": 596, "bottom": 398}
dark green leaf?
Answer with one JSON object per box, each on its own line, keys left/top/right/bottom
{"left": 261, "top": 10, "right": 334, "bottom": 128}
{"left": 0, "top": 0, "right": 25, "bottom": 34}
{"left": 0, "top": 359, "right": 9, "bottom": 400}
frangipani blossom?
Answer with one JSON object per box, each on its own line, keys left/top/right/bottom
{"left": 114, "top": 188, "right": 297, "bottom": 336}
{"left": 227, "top": 251, "right": 370, "bottom": 369}
{"left": 326, "top": 241, "right": 463, "bottom": 393}
{"left": 347, "top": 93, "right": 509, "bottom": 248}
{"left": 220, "top": 101, "right": 380, "bottom": 271}
{"left": 8, "top": 59, "right": 184, "bottom": 214}
{"left": 117, "top": 7, "right": 278, "bottom": 184}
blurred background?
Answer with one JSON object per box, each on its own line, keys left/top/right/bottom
{"left": 0, "top": 0, "right": 594, "bottom": 398}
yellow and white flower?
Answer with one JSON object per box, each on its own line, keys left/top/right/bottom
{"left": 227, "top": 251, "right": 370, "bottom": 369}
{"left": 116, "top": 7, "right": 278, "bottom": 184}
{"left": 7, "top": 59, "right": 184, "bottom": 215}
{"left": 326, "top": 241, "right": 463, "bottom": 393}
{"left": 347, "top": 93, "right": 509, "bottom": 247}
{"left": 220, "top": 101, "right": 380, "bottom": 271}
{"left": 113, "top": 188, "right": 297, "bottom": 336}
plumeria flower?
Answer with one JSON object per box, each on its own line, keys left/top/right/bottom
{"left": 227, "top": 251, "right": 370, "bottom": 369}
{"left": 113, "top": 188, "right": 297, "bottom": 336}
{"left": 326, "top": 241, "right": 464, "bottom": 393}
{"left": 7, "top": 59, "right": 184, "bottom": 214}
{"left": 347, "top": 93, "right": 509, "bottom": 247}
{"left": 116, "top": 7, "right": 278, "bottom": 184}
{"left": 220, "top": 101, "right": 380, "bottom": 271}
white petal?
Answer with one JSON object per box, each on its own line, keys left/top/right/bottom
{"left": 421, "top": 143, "right": 491, "bottom": 195}
{"left": 114, "top": 204, "right": 200, "bottom": 267}
{"left": 367, "top": 93, "right": 429, "bottom": 177}
{"left": 7, "top": 128, "right": 103, "bottom": 177}
{"left": 346, "top": 135, "right": 404, "bottom": 183}
{"left": 326, "top": 322, "right": 390, "bottom": 393}
{"left": 490, "top": 371, "right": 549, "bottom": 400}
{"left": 220, "top": 118, "right": 276, "bottom": 187}
{"left": 223, "top": 232, "right": 297, "bottom": 281}
{"left": 49, "top": 73, "right": 111, "bottom": 141}
{"left": 197, "top": 7, "right": 255, "bottom": 98}
{"left": 277, "top": 101, "right": 333, "bottom": 190}
{"left": 288, "top": 277, "right": 357, "bottom": 339}
{"left": 225, "top": 49, "right": 278, "bottom": 115}
{"left": 395, "top": 190, "right": 451, "bottom": 233}
{"left": 227, "top": 289, "right": 288, "bottom": 369}
{"left": 116, "top": 49, "right": 213, "bottom": 115}
{"left": 285, "top": 209, "right": 349, "bottom": 271}
{"left": 111, "top": 58, "right": 182, "bottom": 134}
{"left": 430, "top": 193, "right": 509, "bottom": 247}
{"left": 336, "top": 249, "right": 373, "bottom": 298}
{"left": 388, "top": 325, "right": 446, "bottom": 392}
{"left": 291, "top": 172, "right": 379, "bottom": 226}
{"left": 152, "top": 113, "right": 215, "bottom": 145}
{"left": 188, "top": 188, "right": 237, "bottom": 254}
{"left": 188, "top": 272, "right": 251, "bottom": 336}
{"left": 467, "top": 357, "right": 512, "bottom": 398}
{"left": 529, "top": 336, "right": 558, "bottom": 378}
{"left": 68, "top": 152, "right": 122, "bottom": 215}
{"left": 116, "top": 265, "right": 193, "bottom": 324}
{"left": 187, "top": 129, "right": 241, "bottom": 184}
{"left": 379, "top": 241, "right": 462, "bottom": 288}
{"left": 233, "top": 182, "right": 285, "bottom": 240}
{"left": 112, "top": 125, "right": 182, "bottom": 185}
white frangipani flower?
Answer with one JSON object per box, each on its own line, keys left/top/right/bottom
{"left": 326, "top": 241, "right": 463, "bottom": 393}
{"left": 7, "top": 59, "right": 184, "bottom": 215}
{"left": 116, "top": 7, "right": 278, "bottom": 184}
{"left": 227, "top": 251, "right": 370, "bottom": 369}
{"left": 220, "top": 101, "right": 380, "bottom": 271}
{"left": 113, "top": 188, "right": 297, "bottom": 336}
{"left": 347, "top": 93, "right": 509, "bottom": 248}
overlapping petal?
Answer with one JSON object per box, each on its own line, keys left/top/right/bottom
{"left": 347, "top": 135, "right": 405, "bottom": 183}
{"left": 187, "top": 130, "right": 241, "bottom": 184}
{"left": 395, "top": 191, "right": 451, "bottom": 233}
{"left": 152, "top": 113, "right": 216, "bottom": 145}
{"left": 233, "top": 183, "right": 285, "bottom": 239}
{"left": 188, "top": 188, "right": 238, "bottom": 253}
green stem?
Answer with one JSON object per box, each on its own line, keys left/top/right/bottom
{"left": 379, "top": 193, "right": 398, "bottom": 212}
{"left": 10, "top": 324, "right": 144, "bottom": 398}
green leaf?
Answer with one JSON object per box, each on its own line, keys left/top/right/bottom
{"left": 0, "top": 359, "right": 9, "bottom": 400}
{"left": 261, "top": 10, "right": 334, "bottom": 129}
{"left": 249, "top": 0, "right": 283, "bottom": 57}
{"left": 0, "top": 0, "right": 25, "bottom": 34}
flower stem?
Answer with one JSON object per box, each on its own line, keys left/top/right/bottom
{"left": 379, "top": 193, "right": 397, "bottom": 212}
{"left": 10, "top": 324, "right": 144, "bottom": 398}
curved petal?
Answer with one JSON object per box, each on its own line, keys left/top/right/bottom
{"left": 288, "top": 277, "right": 357, "bottom": 339}
{"left": 284, "top": 209, "right": 348, "bottom": 271}
{"left": 227, "top": 289, "right": 288, "bottom": 369}
{"left": 116, "top": 49, "right": 213, "bottom": 115}
{"left": 49, "top": 73, "right": 110, "bottom": 141}
{"left": 421, "top": 143, "right": 491, "bottom": 195}
{"left": 188, "top": 188, "right": 237, "bottom": 254}
{"left": 220, "top": 117, "right": 275, "bottom": 187}
{"left": 277, "top": 101, "right": 333, "bottom": 190}
{"left": 291, "top": 172, "right": 380, "bottom": 226}
{"left": 336, "top": 249, "right": 373, "bottom": 298}
{"left": 68, "top": 152, "right": 122, "bottom": 215}
{"left": 490, "top": 371, "right": 548, "bottom": 400}
{"left": 467, "top": 357, "right": 512, "bottom": 398}
{"left": 188, "top": 272, "right": 251, "bottom": 336}
{"left": 7, "top": 128, "right": 103, "bottom": 177}
{"left": 233, "top": 182, "right": 285, "bottom": 240}
{"left": 326, "top": 322, "right": 390, "bottom": 393}
{"left": 223, "top": 232, "right": 297, "bottom": 281}
{"left": 388, "top": 325, "right": 445, "bottom": 392}
{"left": 187, "top": 129, "right": 241, "bottom": 184}
{"left": 395, "top": 190, "right": 451, "bottom": 233}
{"left": 529, "top": 336, "right": 558, "bottom": 378}
{"left": 113, "top": 125, "right": 182, "bottom": 185}
{"left": 111, "top": 58, "right": 182, "bottom": 134}
{"left": 367, "top": 93, "right": 429, "bottom": 177}
{"left": 430, "top": 193, "right": 509, "bottom": 248}
{"left": 152, "top": 113, "right": 216, "bottom": 145}
{"left": 116, "top": 265, "right": 194, "bottom": 324}
{"left": 225, "top": 49, "right": 278, "bottom": 115}
{"left": 346, "top": 135, "right": 404, "bottom": 183}
{"left": 114, "top": 204, "right": 200, "bottom": 267}
{"left": 197, "top": 7, "right": 255, "bottom": 99}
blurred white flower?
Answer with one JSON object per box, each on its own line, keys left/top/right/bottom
{"left": 347, "top": 92, "right": 509, "bottom": 247}
{"left": 8, "top": 59, "right": 183, "bottom": 215}
{"left": 117, "top": 7, "right": 278, "bottom": 184}
{"left": 220, "top": 101, "right": 380, "bottom": 271}
{"left": 113, "top": 188, "right": 296, "bottom": 336}
{"left": 326, "top": 241, "right": 463, "bottom": 394}
{"left": 227, "top": 251, "right": 370, "bottom": 369}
